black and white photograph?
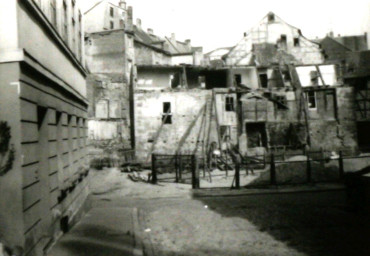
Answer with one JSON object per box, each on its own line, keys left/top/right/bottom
{"left": 0, "top": 0, "right": 370, "bottom": 255}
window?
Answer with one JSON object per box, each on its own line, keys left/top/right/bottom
{"left": 110, "top": 7, "right": 114, "bottom": 17}
{"left": 259, "top": 73, "right": 268, "bottom": 88}
{"left": 282, "top": 71, "right": 291, "bottom": 82}
{"left": 306, "top": 91, "right": 317, "bottom": 109}
{"left": 276, "top": 96, "right": 287, "bottom": 110}
{"left": 119, "top": 19, "right": 124, "bottom": 29}
{"left": 234, "top": 74, "right": 242, "bottom": 86}
{"left": 72, "top": 18, "right": 76, "bottom": 52}
{"left": 280, "top": 34, "right": 287, "bottom": 49}
{"left": 110, "top": 21, "right": 114, "bottom": 29}
{"left": 268, "top": 13, "right": 275, "bottom": 22}
{"left": 162, "top": 102, "right": 172, "bottom": 124}
{"left": 37, "top": 106, "right": 48, "bottom": 130}
{"left": 63, "top": 1, "right": 68, "bottom": 41}
{"left": 50, "top": 0, "right": 57, "bottom": 27}
{"left": 225, "top": 96, "right": 235, "bottom": 112}
{"left": 294, "top": 37, "right": 300, "bottom": 47}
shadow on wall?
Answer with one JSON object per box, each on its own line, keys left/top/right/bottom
{"left": 192, "top": 191, "right": 370, "bottom": 256}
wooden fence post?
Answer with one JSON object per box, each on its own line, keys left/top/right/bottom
{"left": 192, "top": 155, "right": 200, "bottom": 189}
{"left": 339, "top": 151, "right": 344, "bottom": 179}
{"left": 235, "top": 155, "right": 240, "bottom": 189}
{"left": 151, "top": 154, "right": 157, "bottom": 184}
{"left": 270, "top": 153, "right": 276, "bottom": 185}
{"left": 307, "top": 151, "right": 312, "bottom": 183}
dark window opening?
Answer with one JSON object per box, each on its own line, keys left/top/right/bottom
{"left": 246, "top": 123, "right": 267, "bottom": 148}
{"left": 110, "top": 7, "right": 114, "bottom": 17}
{"left": 282, "top": 71, "right": 291, "bottom": 82}
{"left": 119, "top": 19, "right": 124, "bottom": 28}
{"left": 276, "top": 96, "right": 287, "bottom": 110}
{"left": 280, "top": 34, "right": 287, "bottom": 49}
{"left": 37, "top": 106, "right": 47, "bottom": 130}
{"left": 294, "top": 37, "right": 300, "bottom": 47}
{"left": 56, "top": 111, "right": 62, "bottom": 125}
{"left": 110, "top": 21, "right": 114, "bottom": 29}
{"left": 357, "top": 122, "right": 370, "bottom": 152}
{"left": 234, "top": 74, "right": 242, "bottom": 86}
{"left": 306, "top": 91, "right": 317, "bottom": 109}
{"left": 268, "top": 13, "right": 275, "bottom": 22}
{"left": 162, "top": 102, "right": 172, "bottom": 124}
{"left": 225, "top": 96, "right": 235, "bottom": 112}
{"left": 259, "top": 73, "right": 268, "bottom": 88}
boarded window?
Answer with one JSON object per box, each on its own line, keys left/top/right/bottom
{"left": 259, "top": 73, "right": 268, "bottom": 88}
{"left": 109, "top": 100, "right": 121, "bottom": 118}
{"left": 306, "top": 91, "right": 317, "bottom": 109}
{"left": 96, "top": 100, "right": 109, "bottom": 118}
{"left": 225, "top": 96, "right": 235, "bottom": 112}
{"left": 162, "top": 102, "right": 172, "bottom": 124}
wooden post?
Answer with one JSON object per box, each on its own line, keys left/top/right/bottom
{"left": 235, "top": 155, "right": 240, "bottom": 189}
{"left": 179, "top": 154, "right": 183, "bottom": 181}
{"left": 339, "top": 151, "right": 344, "bottom": 179}
{"left": 151, "top": 154, "right": 157, "bottom": 184}
{"left": 175, "top": 154, "right": 179, "bottom": 183}
{"left": 270, "top": 153, "right": 276, "bottom": 185}
{"left": 307, "top": 152, "right": 312, "bottom": 183}
{"left": 192, "top": 155, "right": 200, "bottom": 189}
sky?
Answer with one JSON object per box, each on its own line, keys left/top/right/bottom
{"left": 80, "top": 0, "right": 370, "bottom": 53}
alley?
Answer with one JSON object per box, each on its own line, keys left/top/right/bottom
{"left": 50, "top": 168, "right": 370, "bottom": 256}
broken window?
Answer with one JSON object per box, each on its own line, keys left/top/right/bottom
{"left": 282, "top": 70, "right": 291, "bottom": 82}
{"left": 259, "top": 73, "right": 268, "bottom": 88}
{"left": 225, "top": 96, "right": 235, "bottom": 112}
{"left": 268, "top": 13, "right": 275, "bottom": 22}
{"left": 276, "top": 96, "right": 287, "bottom": 110}
{"left": 110, "top": 7, "right": 114, "bottom": 17}
{"left": 162, "top": 102, "right": 172, "bottom": 124}
{"left": 246, "top": 123, "right": 267, "bottom": 148}
{"left": 234, "top": 74, "right": 242, "bottom": 86}
{"left": 294, "top": 37, "right": 300, "bottom": 47}
{"left": 280, "top": 35, "right": 287, "bottom": 49}
{"left": 306, "top": 91, "right": 317, "bottom": 109}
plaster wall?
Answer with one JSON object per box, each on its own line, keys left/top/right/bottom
{"left": 172, "top": 55, "right": 194, "bottom": 65}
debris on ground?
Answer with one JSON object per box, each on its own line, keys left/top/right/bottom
{"left": 120, "top": 162, "right": 142, "bottom": 173}
{"left": 128, "top": 171, "right": 151, "bottom": 183}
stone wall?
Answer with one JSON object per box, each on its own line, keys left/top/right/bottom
{"left": 134, "top": 89, "right": 222, "bottom": 163}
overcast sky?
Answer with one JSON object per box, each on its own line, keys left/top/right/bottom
{"left": 81, "top": 0, "right": 370, "bottom": 52}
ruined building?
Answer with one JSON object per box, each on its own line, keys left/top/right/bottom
{"left": 0, "top": 0, "right": 89, "bottom": 255}
{"left": 84, "top": 3, "right": 204, "bottom": 163}
{"left": 134, "top": 12, "right": 361, "bottom": 163}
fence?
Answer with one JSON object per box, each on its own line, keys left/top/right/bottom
{"left": 151, "top": 154, "right": 199, "bottom": 188}
{"left": 89, "top": 149, "right": 136, "bottom": 169}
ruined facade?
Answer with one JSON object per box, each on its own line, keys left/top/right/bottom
{"left": 225, "top": 12, "right": 324, "bottom": 66}
{"left": 0, "top": 1, "right": 89, "bottom": 255}
{"left": 84, "top": 0, "right": 127, "bottom": 33}
{"left": 133, "top": 12, "right": 363, "bottom": 163}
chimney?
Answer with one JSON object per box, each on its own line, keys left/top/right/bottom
{"left": 126, "top": 6, "right": 133, "bottom": 30}
{"left": 171, "top": 33, "right": 175, "bottom": 41}
{"left": 147, "top": 28, "right": 154, "bottom": 35}
{"left": 136, "top": 18, "right": 142, "bottom": 29}
{"left": 185, "top": 39, "right": 191, "bottom": 47}
{"left": 119, "top": 1, "right": 126, "bottom": 9}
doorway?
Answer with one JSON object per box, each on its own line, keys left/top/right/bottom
{"left": 246, "top": 123, "right": 267, "bottom": 148}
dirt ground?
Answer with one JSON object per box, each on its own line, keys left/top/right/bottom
{"left": 89, "top": 168, "right": 370, "bottom": 256}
